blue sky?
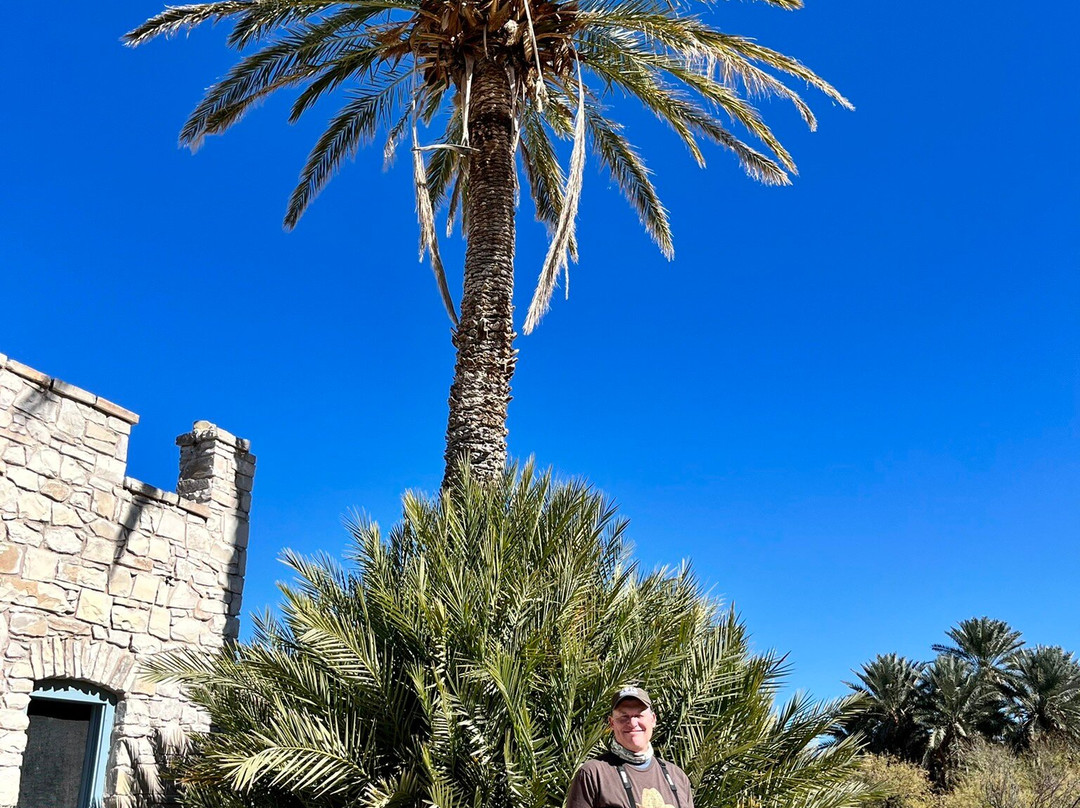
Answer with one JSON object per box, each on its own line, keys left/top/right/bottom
{"left": 4, "top": 1, "right": 1078, "bottom": 702}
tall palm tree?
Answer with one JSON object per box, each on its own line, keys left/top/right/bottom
{"left": 125, "top": 0, "right": 850, "bottom": 486}
{"left": 932, "top": 617, "right": 1024, "bottom": 743}
{"left": 140, "top": 465, "right": 868, "bottom": 808}
{"left": 833, "top": 654, "right": 926, "bottom": 762}
{"left": 933, "top": 617, "right": 1024, "bottom": 681}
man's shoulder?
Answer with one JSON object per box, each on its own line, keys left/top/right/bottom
{"left": 577, "top": 753, "right": 621, "bottom": 776}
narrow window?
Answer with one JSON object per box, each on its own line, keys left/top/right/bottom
{"left": 16, "top": 680, "right": 117, "bottom": 808}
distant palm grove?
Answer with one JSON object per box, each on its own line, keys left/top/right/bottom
{"left": 839, "top": 617, "right": 1080, "bottom": 804}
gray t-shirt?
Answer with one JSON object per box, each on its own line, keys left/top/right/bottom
{"left": 566, "top": 754, "right": 693, "bottom": 808}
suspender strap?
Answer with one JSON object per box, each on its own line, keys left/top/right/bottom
{"left": 615, "top": 763, "right": 637, "bottom": 808}
{"left": 657, "top": 760, "right": 683, "bottom": 808}
{"left": 614, "top": 761, "right": 683, "bottom": 808}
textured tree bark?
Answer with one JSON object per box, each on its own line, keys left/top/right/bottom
{"left": 442, "top": 58, "right": 517, "bottom": 489}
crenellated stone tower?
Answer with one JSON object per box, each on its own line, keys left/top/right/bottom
{"left": 0, "top": 353, "right": 255, "bottom": 808}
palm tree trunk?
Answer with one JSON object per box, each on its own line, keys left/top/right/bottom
{"left": 442, "top": 58, "right": 517, "bottom": 489}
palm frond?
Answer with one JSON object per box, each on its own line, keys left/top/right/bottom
{"left": 584, "top": 109, "right": 672, "bottom": 257}
{"left": 284, "top": 85, "right": 404, "bottom": 229}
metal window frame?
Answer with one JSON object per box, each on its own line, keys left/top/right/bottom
{"left": 30, "top": 680, "right": 117, "bottom": 808}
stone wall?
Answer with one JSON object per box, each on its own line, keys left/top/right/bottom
{"left": 0, "top": 353, "right": 255, "bottom": 807}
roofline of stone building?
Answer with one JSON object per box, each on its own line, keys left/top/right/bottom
{"left": 0, "top": 353, "right": 139, "bottom": 425}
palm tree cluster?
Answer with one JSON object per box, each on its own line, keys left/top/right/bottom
{"left": 125, "top": 0, "right": 850, "bottom": 487}
{"left": 144, "top": 466, "right": 868, "bottom": 807}
{"left": 834, "top": 618, "right": 1080, "bottom": 789}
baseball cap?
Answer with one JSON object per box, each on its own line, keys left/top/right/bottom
{"left": 610, "top": 686, "right": 652, "bottom": 711}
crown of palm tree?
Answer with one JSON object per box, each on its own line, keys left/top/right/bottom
{"left": 126, "top": 0, "right": 850, "bottom": 331}
{"left": 932, "top": 617, "right": 1024, "bottom": 675}
{"left": 1004, "top": 646, "right": 1080, "bottom": 748}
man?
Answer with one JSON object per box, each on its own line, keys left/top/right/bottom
{"left": 566, "top": 687, "right": 693, "bottom": 808}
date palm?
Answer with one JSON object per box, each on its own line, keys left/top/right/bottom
{"left": 932, "top": 617, "right": 1024, "bottom": 743}
{"left": 917, "top": 654, "right": 1003, "bottom": 789}
{"left": 125, "top": 0, "right": 850, "bottom": 486}
{"left": 834, "top": 653, "right": 926, "bottom": 762}
{"left": 139, "top": 464, "right": 868, "bottom": 808}
{"left": 1004, "top": 646, "right": 1080, "bottom": 750}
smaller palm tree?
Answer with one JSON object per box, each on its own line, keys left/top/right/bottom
{"left": 931, "top": 617, "right": 1023, "bottom": 745}
{"left": 833, "top": 654, "right": 926, "bottom": 763}
{"left": 1004, "top": 646, "right": 1080, "bottom": 750}
{"left": 142, "top": 465, "right": 869, "bottom": 808}
{"left": 917, "top": 654, "right": 1004, "bottom": 788}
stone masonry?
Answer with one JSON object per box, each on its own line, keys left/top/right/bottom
{"left": 0, "top": 353, "right": 255, "bottom": 807}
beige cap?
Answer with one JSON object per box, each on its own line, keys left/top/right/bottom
{"left": 610, "top": 686, "right": 652, "bottom": 711}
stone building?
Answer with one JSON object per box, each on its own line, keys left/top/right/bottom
{"left": 0, "top": 353, "right": 255, "bottom": 808}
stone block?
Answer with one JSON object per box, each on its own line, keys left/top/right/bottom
{"left": 50, "top": 503, "right": 82, "bottom": 527}
{"left": 21, "top": 547, "right": 57, "bottom": 581}
{"left": 112, "top": 604, "right": 150, "bottom": 633}
{"left": 31, "top": 447, "right": 62, "bottom": 477}
{"left": 130, "top": 573, "right": 159, "bottom": 604}
{"left": 2, "top": 693, "right": 30, "bottom": 712}
{"left": 106, "top": 416, "right": 131, "bottom": 434}
{"left": 210, "top": 542, "right": 236, "bottom": 565}
{"left": 124, "top": 477, "right": 165, "bottom": 499}
{"left": 5, "top": 466, "right": 40, "bottom": 492}
{"left": 1, "top": 444, "right": 26, "bottom": 465}
{"left": 83, "top": 536, "right": 116, "bottom": 564}
{"left": 12, "top": 386, "right": 58, "bottom": 420}
{"left": 85, "top": 420, "right": 119, "bottom": 444}
{"left": 167, "top": 582, "right": 199, "bottom": 610}
{"left": 96, "top": 454, "right": 127, "bottom": 484}
{"left": 8, "top": 612, "right": 47, "bottom": 637}
{"left": 89, "top": 519, "right": 122, "bottom": 540}
{"left": 0, "top": 476, "right": 16, "bottom": 515}
{"left": 0, "top": 772, "right": 19, "bottom": 806}
{"left": 50, "top": 378, "right": 97, "bottom": 406}
{"left": 43, "top": 526, "right": 82, "bottom": 554}
{"left": 93, "top": 397, "right": 139, "bottom": 425}
{"left": 119, "top": 555, "right": 154, "bottom": 573}
{"left": 148, "top": 537, "right": 170, "bottom": 564}
{"left": 6, "top": 661, "right": 32, "bottom": 681}
{"left": 170, "top": 617, "right": 205, "bottom": 644}
{"left": 108, "top": 568, "right": 134, "bottom": 597}
{"left": 16, "top": 491, "right": 50, "bottom": 522}
{"left": 57, "top": 398, "right": 87, "bottom": 438}
{"left": 47, "top": 615, "right": 91, "bottom": 636}
{"left": 148, "top": 606, "right": 171, "bottom": 640}
{"left": 74, "top": 564, "right": 109, "bottom": 591}
{"left": 6, "top": 579, "right": 69, "bottom": 612}
{"left": 0, "top": 709, "right": 30, "bottom": 731}
{"left": 0, "top": 544, "right": 22, "bottom": 574}
{"left": 39, "top": 480, "right": 72, "bottom": 502}
{"left": 107, "top": 628, "right": 132, "bottom": 649}
{"left": 177, "top": 498, "right": 211, "bottom": 519}
{"left": 130, "top": 677, "right": 157, "bottom": 696}
{"left": 6, "top": 521, "right": 42, "bottom": 547}
{"left": 157, "top": 510, "right": 186, "bottom": 541}
{"left": 193, "top": 599, "right": 225, "bottom": 619}
{"left": 92, "top": 489, "right": 116, "bottom": 519}
{"left": 59, "top": 455, "right": 92, "bottom": 485}
{"left": 76, "top": 590, "right": 112, "bottom": 626}
{"left": 124, "top": 531, "right": 150, "bottom": 556}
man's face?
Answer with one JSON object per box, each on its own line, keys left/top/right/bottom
{"left": 609, "top": 698, "right": 656, "bottom": 753}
